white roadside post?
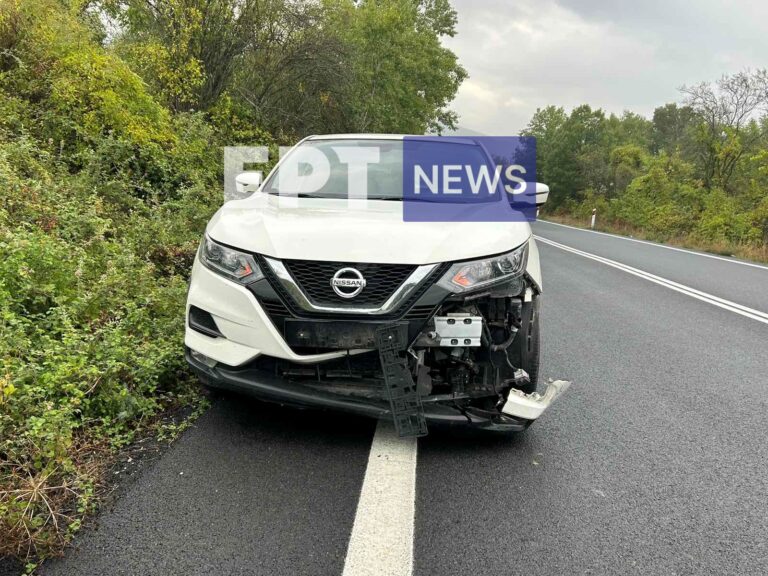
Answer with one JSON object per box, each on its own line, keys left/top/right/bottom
{"left": 590, "top": 208, "right": 597, "bottom": 230}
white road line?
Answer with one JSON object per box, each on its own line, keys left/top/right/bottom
{"left": 535, "top": 235, "right": 768, "bottom": 326}
{"left": 342, "top": 421, "right": 417, "bottom": 576}
{"left": 538, "top": 219, "right": 768, "bottom": 271}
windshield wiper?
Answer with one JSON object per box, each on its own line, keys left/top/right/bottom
{"left": 265, "top": 193, "right": 441, "bottom": 202}
{"left": 265, "top": 192, "right": 346, "bottom": 199}
{"left": 369, "top": 196, "right": 444, "bottom": 202}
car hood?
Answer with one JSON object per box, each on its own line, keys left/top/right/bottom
{"left": 206, "top": 194, "right": 531, "bottom": 265}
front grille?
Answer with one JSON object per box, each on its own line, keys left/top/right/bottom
{"left": 259, "top": 298, "right": 291, "bottom": 318}
{"left": 282, "top": 260, "right": 417, "bottom": 307}
{"left": 253, "top": 256, "right": 451, "bottom": 322}
{"left": 403, "top": 304, "right": 439, "bottom": 320}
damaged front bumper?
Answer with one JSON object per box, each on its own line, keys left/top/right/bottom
{"left": 186, "top": 348, "right": 545, "bottom": 433}
{"left": 501, "top": 378, "right": 571, "bottom": 420}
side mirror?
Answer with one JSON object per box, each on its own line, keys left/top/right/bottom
{"left": 235, "top": 171, "right": 263, "bottom": 196}
{"left": 532, "top": 183, "right": 549, "bottom": 206}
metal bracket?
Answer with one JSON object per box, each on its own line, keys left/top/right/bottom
{"left": 376, "top": 325, "right": 428, "bottom": 438}
{"left": 433, "top": 314, "right": 482, "bottom": 347}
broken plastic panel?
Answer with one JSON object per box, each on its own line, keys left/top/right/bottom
{"left": 376, "top": 324, "right": 428, "bottom": 438}
{"left": 501, "top": 379, "right": 571, "bottom": 420}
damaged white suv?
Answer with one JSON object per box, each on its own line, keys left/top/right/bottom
{"left": 185, "top": 135, "right": 568, "bottom": 436}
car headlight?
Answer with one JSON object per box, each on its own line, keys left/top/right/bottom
{"left": 199, "top": 236, "right": 263, "bottom": 284}
{"left": 437, "top": 242, "right": 528, "bottom": 293}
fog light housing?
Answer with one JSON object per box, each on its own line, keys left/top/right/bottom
{"left": 190, "top": 349, "right": 218, "bottom": 368}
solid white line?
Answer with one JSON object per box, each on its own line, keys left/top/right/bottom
{"left": 537, "top": 219, "right": 768, "bottom": 271}
{"left": 535, "top": 235, "right": 768, "bottom": 326}
{"left": 342, "top": 421, "right": 417, "bottom": 576}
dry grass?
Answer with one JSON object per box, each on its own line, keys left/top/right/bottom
{"left": 0, "top": 394, "right": 209, "bottom": 569}
{"left": 543, "top": 213, "right": 768, "bottom": 264}
{"left": 0, "top": 436, "right": 107, "bottom": 564}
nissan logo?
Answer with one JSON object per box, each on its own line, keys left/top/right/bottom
{"left": 331, "top": 267, "right": 366, "bottom": 299}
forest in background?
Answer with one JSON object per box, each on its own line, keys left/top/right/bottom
{"left": 0, "top": 0, "right": 464, "bottom": 568}
{"left": 525, "top": 70, "right": 768, "bottom": 261}
{"left": 2, "top": 0, "right": 767, "bottom": 569}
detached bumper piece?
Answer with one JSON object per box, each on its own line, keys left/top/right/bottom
{"left": 375, "top": 325, "right": 428, "bottom": 438}
{"left": 501, "top": 377, "right": 571, "bottom": 420}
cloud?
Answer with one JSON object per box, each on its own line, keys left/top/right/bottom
{"left": 443, "top": 0, "right": 768, "bottom": 134}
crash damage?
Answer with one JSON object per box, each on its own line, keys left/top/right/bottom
{"left": 187, "top": 275, "right": 570, "bottom": 436}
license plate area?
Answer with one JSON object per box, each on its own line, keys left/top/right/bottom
{"left": 284, "top": 320, "right": 407, "bottom": 349}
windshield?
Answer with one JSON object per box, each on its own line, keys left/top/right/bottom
{"left": 262, "top": 138, "right": 498, "bottom": 202}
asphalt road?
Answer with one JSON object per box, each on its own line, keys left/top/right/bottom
{"left": 41, "top": 222, "right": 768, "bottom": 576}
{"left": 534, "top": 220, "right": 768, "bottom": 312}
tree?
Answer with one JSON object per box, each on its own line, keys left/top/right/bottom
{"left": 680, "top": 69, "right": 768, "bottom": 190}
{"left": 609, "top": 144, "right": 647, "bottom": 193}
{"left": 651, "top": 103, "right": 698, "bottom": 155}
{"left": 606, "top": 111, "right": 653, "bottom": 150}
{"left": 116, "top": 0, "right": 340, "bottom": 116}
{"left": 521, "top": 105, "right": 566, "bottom": 187}
{"left": 112, "top": 0, "right": 466, "bottom": 136}
{"left": 330, "top": 0, "right": 467, "bottom": 134}
{"left": 229, "top": 1, "right": 352, "bottom": 136}
{"left": 529, "top": 105, "right": 607, "bottom": 207}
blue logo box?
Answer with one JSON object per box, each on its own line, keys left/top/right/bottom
{"left": 402, "top": 136, "right": 537, "bottom": 222}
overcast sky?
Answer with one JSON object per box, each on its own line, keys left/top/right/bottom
{"left": 443, "top": 0, "right": 768, "bottom": 134}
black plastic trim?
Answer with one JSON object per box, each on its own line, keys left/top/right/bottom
{"left": 188, "top": 306, "right": 224, "bottom": 338}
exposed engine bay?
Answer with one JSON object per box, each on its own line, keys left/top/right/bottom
{"left": 245, "top": 279, "right": 569, "bottom": 436}
{"left": 414, "top": 293, "right": 532, "bottom": 399}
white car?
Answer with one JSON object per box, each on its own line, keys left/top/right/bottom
{"left": 185, "top": 135, "right": 568, "bottom": 436}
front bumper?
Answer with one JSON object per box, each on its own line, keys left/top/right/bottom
{"left": 185, "top": 257, "right": 370, "bottom": 367}
{"left": 186, "top": 348, "right": 530, "bottom": 432}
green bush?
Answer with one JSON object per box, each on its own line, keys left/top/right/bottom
{"left": 0, "top": 0, "right": 223, "bottom": 562}
{"left": 0, "top": 131, "right": 211, "bottom": 559}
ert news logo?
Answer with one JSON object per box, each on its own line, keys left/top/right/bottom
{"left": 224, "top": 136, "right": 537, "bottom": 222}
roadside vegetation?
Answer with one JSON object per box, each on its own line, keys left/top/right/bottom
{"left": 526, "top": 71, "right": 768, "bottom": 262}
{"left": 0, "top": 0, "right": 465, "bottom": 568}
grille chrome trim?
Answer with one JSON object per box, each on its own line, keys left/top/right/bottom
{"left": 263, "top": 257, "right": 439, "bottom": 316}
{"left": 285, "top": 260, "right": 415, "bottom": 306}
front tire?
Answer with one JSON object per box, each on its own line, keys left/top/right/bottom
{"left": 510, "top": 297, "right": 540, "bottom": 394}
